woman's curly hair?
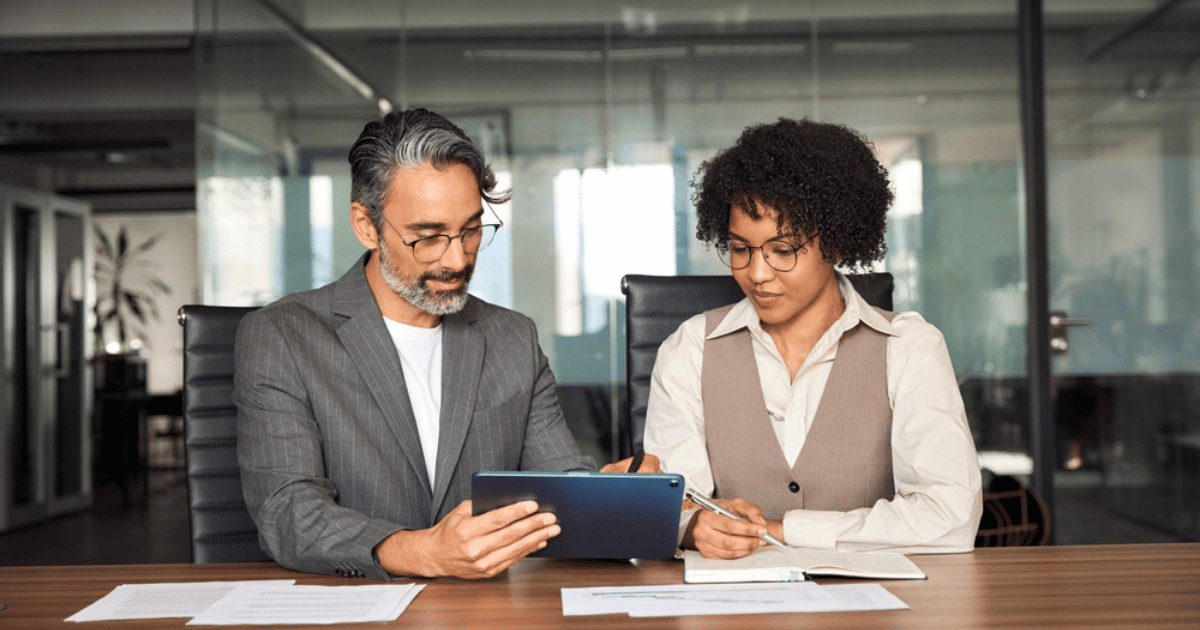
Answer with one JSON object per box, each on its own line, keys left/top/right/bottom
{"left": 692, "top": 118, "right": 893, "bottom": 271}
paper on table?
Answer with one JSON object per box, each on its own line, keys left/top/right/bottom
{"left": 65, "top": 581, "right": 296, "bottom": 622}
{"left": 186, "top": 582, "right": 424, "bottom": 626}
{"left": 624, "top": 583, "right": 840, "bottom": 617}
{"left": 562, "top": 583, "right": 834, "bottom": 616}
{"left": 562, "top": 582, "right": 908, "bottom": 617}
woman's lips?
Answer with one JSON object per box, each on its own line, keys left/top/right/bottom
{"left": 750, "top": 290, "right": 782, "bottom": 305}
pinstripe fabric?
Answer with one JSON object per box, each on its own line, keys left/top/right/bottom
{"left": 234, "top": 254, "right": 595, "bottom": 579}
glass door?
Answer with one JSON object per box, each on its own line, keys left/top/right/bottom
{"left": 0, "top": 184, "right": 93, "bottom": 532}
{"left": 2, "top": 189, "right": 43, "bottom": 530}
{"left": 50, "top": 203, "right": 92, "bottom": 515}
{"left": 1044, "top": 0, "right": 1200, "bottom": 543}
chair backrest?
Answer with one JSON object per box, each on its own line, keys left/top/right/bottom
{"left": 178, "top": 304, "right": 269, "bottom": 563}
{"left": 975, "top": 473, "right": 1052, "bottom": 546}
{"left": 620, "top": 272, "right": 894, "bottom": 458}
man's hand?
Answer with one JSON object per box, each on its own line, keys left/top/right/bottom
{"left": 684, "top": 497, "right": 782, "bottom": 560}
{"left": 599, "top": 453, "right": 662, "bottom": 473}
{"left": 375, "top": 500, "right": 559, "bottom": 579}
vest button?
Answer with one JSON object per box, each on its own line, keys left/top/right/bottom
{"left": 788, "top": 481, "right": 800, "bottom": 493}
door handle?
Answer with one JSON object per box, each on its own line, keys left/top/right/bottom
{"left": 55, "top": 323, "right": 72, "bottom": 378}
{"left": 45, "top": 323, "right": 71, "bottom": 378}
{"left": 1049, "top": 310, "right": 1090, "bottom": 355}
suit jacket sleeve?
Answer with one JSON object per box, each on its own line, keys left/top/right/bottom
{"left": 234, "top": 307, "right": 402, "bottom": 580}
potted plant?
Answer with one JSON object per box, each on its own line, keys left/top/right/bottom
{"left": 92, "top": 224, "right": 172, "bottom": 497}
{"left": 93, "top": 225, "right": 171, "bottom": 355}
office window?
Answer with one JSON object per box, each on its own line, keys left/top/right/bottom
{"left": 196, "top": 0, "right": 1200, "bottom": 543}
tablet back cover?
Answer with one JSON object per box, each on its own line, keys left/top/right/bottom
{"left": 471, "top": 471, "right": 684, "bottom": 559}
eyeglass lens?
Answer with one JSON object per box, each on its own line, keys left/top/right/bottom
{"left": 412, "top": 224, "right": 498, "bottom": 262}
{"left": 720, "top": 240, "right": 799, "bottom": 272}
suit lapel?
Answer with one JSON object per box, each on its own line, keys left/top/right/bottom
{"left": 332, "top": 255, "right": 434, "bottom": 499}
{"left": 431, "top": 299, "right": 484, "bottom": 516}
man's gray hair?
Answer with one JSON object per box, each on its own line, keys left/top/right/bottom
{"left": 348, "top": 108, "right": 511, "bottom": 231}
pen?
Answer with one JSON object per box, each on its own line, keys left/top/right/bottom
{"left": 626, "top": 449, "right": 645, "bottom": 473}
{"left": 686, "top": 489, "right": 787, "bottom": 548}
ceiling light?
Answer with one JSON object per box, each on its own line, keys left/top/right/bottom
{"left": 463, "top": 49, "right": 603, "bottom": 62}
{"left": 693, "top": 43, "right": 807, "bottom": 57}
{"left": 832, "top": 42, "right": 914, "bottom": 54}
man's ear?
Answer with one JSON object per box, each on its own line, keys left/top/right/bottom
{"left": 350, "top": 202, "right": 380, "bottom": 250}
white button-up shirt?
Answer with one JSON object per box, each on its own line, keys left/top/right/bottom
{"left": 644, "top": 274, "right": 983, "bottom": 553}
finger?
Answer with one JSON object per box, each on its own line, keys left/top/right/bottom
{"left": 722, "top": 498, "right": 767, "bottom": 525}
{"left": 598, "top": 458, "right": 630, "bottom": 473}
{"left": 699, "top": 510, "right": 766, "bottom": 539}
{"left": 466, "top": 500, "right": 541, "bottom": 537}
{"left": 636, "top": 454, "right": 663, "bottom": 473}
{"left": 474, "top": 510, "right": 559, "bottom": 554}
{"left": 738, "top": 503, "right": 768, "bottom": 526}
{"left": 693, "top": 515, "right": 767, "bottom": 561}
{"left": 694, "top": 526, "right": 760, "bottom": 559}
{"left": 697, "top": 541, "right": 758, "bottom": 560}
{"left": 465, "top": 518, "right": 562, "bottom": 577}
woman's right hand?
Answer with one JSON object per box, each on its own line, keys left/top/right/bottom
{"left": 683, "top": 497, "right": 774, "bottom": 559}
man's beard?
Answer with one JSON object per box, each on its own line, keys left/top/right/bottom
{"left": 377, "top": 238, "right": 473, "bottom": 316}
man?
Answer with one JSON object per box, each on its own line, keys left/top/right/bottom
{"left": 235, "top": 108, "right": 642, "bottom": 580}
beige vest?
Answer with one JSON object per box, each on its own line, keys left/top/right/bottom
{"left": 702, "top": 305, "right": 896, "bottom": 519}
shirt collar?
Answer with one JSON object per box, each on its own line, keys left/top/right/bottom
{"left": 840, "top": 273, "right": 898, "bottom": 337}
{"left": 707, "top": 297, "right": 760, "bottom": 339}
{"left": 706, "top": 272, "right": 898, "bottom": 341}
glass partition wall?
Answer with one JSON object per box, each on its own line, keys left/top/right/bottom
{"left": 1044, "top": 0, "right": 1200, "bottom": 541}
{"left": 196, "top": 0, "right": 1198, "bottom": 543}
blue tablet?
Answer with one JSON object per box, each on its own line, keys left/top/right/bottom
{"left": 471, "top": 471, "right": 685, "bottom": 559}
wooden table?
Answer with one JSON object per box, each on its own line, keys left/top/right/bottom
{"left": 2, "top": 543, "right": 1198, "bottom": 629}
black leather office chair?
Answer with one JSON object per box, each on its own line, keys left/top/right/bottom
{"left": 620, "top": 272, "right": 894, "bottom": 458}
{"left": 178, "top": 304, "right": 270, "bottom": 563}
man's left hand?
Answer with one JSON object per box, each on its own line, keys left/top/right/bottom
{"left": 599, "top": 453, "right": 662, "bottom": 473}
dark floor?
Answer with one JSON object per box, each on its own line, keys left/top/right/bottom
{"left": 0, "top": 472, "right": 191, "bottom": 566}
{"left": 1054, "top": 478, "right": 1187, "bottom": 545}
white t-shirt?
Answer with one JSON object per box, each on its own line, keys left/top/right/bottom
{"left": 384, "top": 317, "right": 443, "bottom": 486}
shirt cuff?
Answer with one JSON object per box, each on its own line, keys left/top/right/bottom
{"left": 677, "top": 507, "right": 699, "bottom": 545}
{"left": 782, "top": 509, "right": 841, "bottom": 550}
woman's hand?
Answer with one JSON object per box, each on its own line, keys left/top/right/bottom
{"left": 684, "top": 497, "right": 782, "bottom": 559}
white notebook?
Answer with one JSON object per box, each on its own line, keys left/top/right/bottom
{"left": 683, "top": 546, "right": 926, "bottom": 583}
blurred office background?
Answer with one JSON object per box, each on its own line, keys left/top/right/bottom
{"left": 1, "top": 0, "right": 1197, "bottom": 563}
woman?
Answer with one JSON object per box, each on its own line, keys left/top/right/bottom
{"left": 644, "top": 118, "right": 982, "bottom": 559}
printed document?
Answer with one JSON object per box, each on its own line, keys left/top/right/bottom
{"left": 66, "top": 581, "right": 296, "bottom": 622}
{"left": 65, "top": 580, "right": 423, "bottom": 625}
{"left": 187, "top": 582, "right": 424, "bottom": 625}
{"left": 562, "top": 582, "right": 907, "bottom": 617}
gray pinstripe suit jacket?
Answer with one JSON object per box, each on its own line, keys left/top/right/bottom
{"left": 234, "top": 254, "right": 595, "bottom": 579}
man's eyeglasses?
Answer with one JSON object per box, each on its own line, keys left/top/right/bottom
{"left": 718, "top": 234, "right": 816, "bottom": 272}
{"left": 384, "top": 216, "right": 503, "bottom": 263}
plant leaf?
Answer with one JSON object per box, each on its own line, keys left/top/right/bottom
{"left": 148, "top": 278, "right": 172, "bottom": 295}
{"left": 123, "top": 293, "right": 148, "bottom": 324}
{"left": 132, "top": 233, "right": 163, "bottom": 254}
{"left": 116, "top": 227, "right": 128, "bottom": 258}
{"left": 94, "top": 226, "right": 113, "bottom": 261}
